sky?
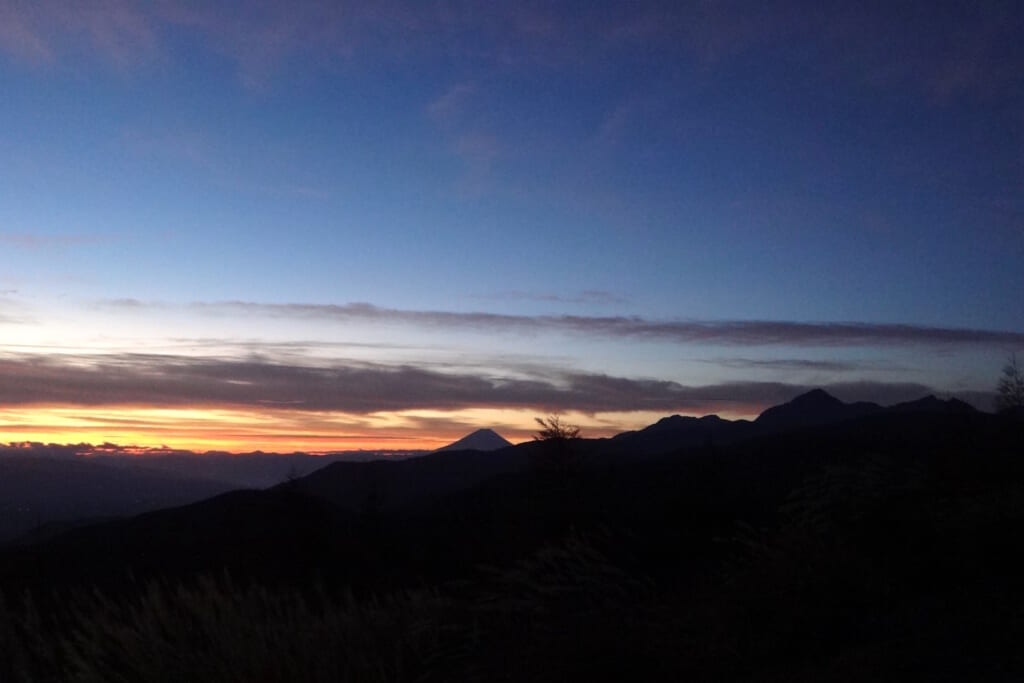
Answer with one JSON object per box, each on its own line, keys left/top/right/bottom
{"left": 1, "top": 1, "right": 1023, "bottom": 451}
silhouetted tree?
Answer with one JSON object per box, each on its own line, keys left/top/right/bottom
{"left": 530, "top": 417, "right": 582, "bottom": 514}
{"left": 996, "top": 354, "right": 1024, "bottom": 413}
{"left": 533, "top": 415, "right": 581, "bottom": 441}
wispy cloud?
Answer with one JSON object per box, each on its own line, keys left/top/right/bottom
{"left": 102, "top": 299, "right": 1024, "bottom": 349}
{"left": 474, "top": 290, "right": 630, "bottom": 307}
{"left": 424, "top": 81, "right": 502, "bottom": 194}
{"left": 0, "top": 1, "right": 52, "bottom": 62}
{"left": 0, "top": 352, "right": 955, "bottom": 415}
{"left": 427, "top": 82, "right": 475, "bottom": 123}
{"left": 152, "top": 1, "right": 361, "bottom": 89}
{"left": 2, "top": 1, "right": 1017, "bottom": 105}
{"left": 709, "top": 358, "right": 868, "bottom": 373}
{"left": 0, "top": 1, "right": 346, "bottom": 83}
{"left": 0, "top": 0, "right": 158, "bottom": 68}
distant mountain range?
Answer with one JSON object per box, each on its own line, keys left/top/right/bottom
{"left": 0, "top": 388, "right": 994, "bottom": 557}
{"left": 0, "top": 448, "right": 425, "bottom": 543}
{"left": 607, "top": 388, "right": 978, "bottom": 457}
{"left": 0, "top": 389, "right": 988, "bottom": 545}
{"left": 2, "top": 388, "right": 1021, "bottom": 681}
{"left": 0, "top": 455, "right": 235, "bottom": 543}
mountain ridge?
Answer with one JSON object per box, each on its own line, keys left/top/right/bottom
{"left": 0, "top": 389, "right": 985, "bottom": 552}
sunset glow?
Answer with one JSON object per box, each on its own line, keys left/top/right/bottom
{"left": 0, "top": 404, "right": 722, "bottom": 453}
{"left": 1, "top": 2, "right": 1021, "bottom": 452}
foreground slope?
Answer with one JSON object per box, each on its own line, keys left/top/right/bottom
{"left": 0, "top": 390, "right": 1007, "bottom": 591}
{"left": 2, "top": 392, "right": 1022, "bottom": 681}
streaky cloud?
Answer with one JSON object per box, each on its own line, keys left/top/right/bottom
{"left": 145, "top": 300, "right": 1024, "bottom": 348}
{"left": 0, "top": 232, "right": 106, "bottom": 250}
{"left": 0, "top": 352, "right": 975, "bottom": 414}
{"left": 709, "top": 358, "right": 875, "bottom": 373}
{"left": 473, "top": 289, "right": 630, "bottom": 306}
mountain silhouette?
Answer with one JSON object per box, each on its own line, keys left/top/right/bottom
{"left": 0, "top": 388, "right": 1007, "bottom": 592}
{"left": 754, "top": 388, "right": 881, "bottom": 432}
{"left": 3, "top": 388, "right": 1021, "bottom": 682}
{"left": 434, "top": 428, "right": 512, "bottom": 453}
{"left": 0, "top": 390, "right": 988, "bottom": 546}
{"left": 884, "top": 394, "right": 977, "bottom": 415}
{"left": 609, "top": 414, "right": 754, "bottom": 456}
{"left": 280, "top": 446, "right": 528, "bottom": 513}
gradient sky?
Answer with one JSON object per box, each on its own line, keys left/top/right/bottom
{"left": 1, "top": 1, "right": 1023, "bottom": 451}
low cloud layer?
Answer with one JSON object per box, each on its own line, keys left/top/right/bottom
{"left": 0, "top": 352, "right": 975, "bottom": 415}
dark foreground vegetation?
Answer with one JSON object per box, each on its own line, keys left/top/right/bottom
{"left": 1, "top": 392, "right": 1023, "bottom": 681}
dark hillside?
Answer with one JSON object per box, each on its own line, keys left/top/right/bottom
{"left": 0, "top": 455, "right": 234, "bottom": 543}
{"left": 1, "top": 397, "right": 1022, "bottom": 681}
{"left": 280, "top": 445, "right": 529, "bottom": 512}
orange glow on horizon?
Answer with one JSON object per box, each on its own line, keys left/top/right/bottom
{"left": 0, "top": 403, "right": 764, "bottom": 453}
{"left": 0, "top": 405, "right": 445, "bottom": 452}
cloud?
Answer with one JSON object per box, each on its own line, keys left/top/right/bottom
{"left": 117, "top": 300, "right": 1024, "bottom": 349}
{"left": 0, "top": 1, "right": 52, "bottom": 62}
{"left": 309, "top": 3, "right": 1024, "bottom": 117}
{"left": 427, "top": 82, "right": 475, "bottom": 123}
{"left": 0, "top": 0, "right": 158, "bottom": 68}
{"left": 474, "top": 290, "right": 630, "bottom": 306}
{"left": 424, "top": 81, "right": 501, "bottom": 194}
{"left": 0, "top": 351, "right": 985, "bottom": 416}
{"left": 166, "top": 337, "right": 432, "bottom": 355}
{"left": 4, "top": 1, "right": 1016, "bottom": 106}
{"left": 0, "top": 1, "right": 342, "bottom": 81}
{"left": 0, "top": 353, "right": 592, "bottom": 413}
{"left": 709, "top": 358, "right": 867, "bottom": 373}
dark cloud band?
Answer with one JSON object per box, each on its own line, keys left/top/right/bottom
{"left": 0, "top": 353, "right": 973, "bottom": 414}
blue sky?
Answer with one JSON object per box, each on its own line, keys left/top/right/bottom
{"left": 1, "top": 1, "right": 1022, "bottom": 449}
